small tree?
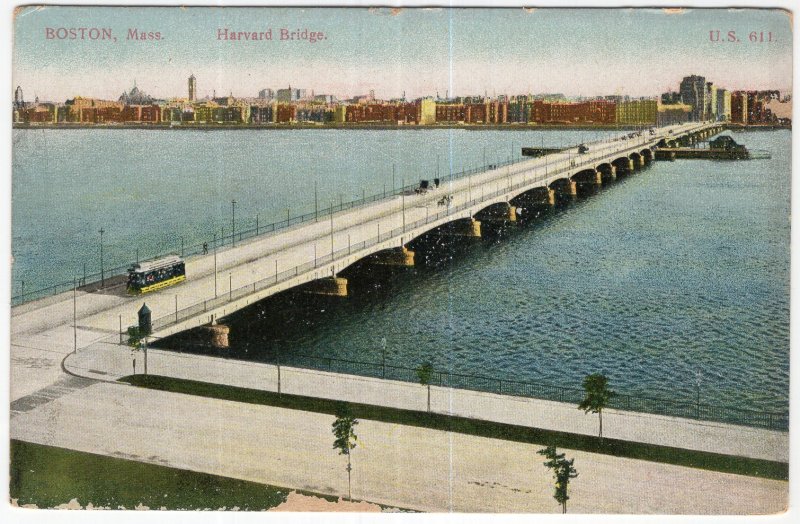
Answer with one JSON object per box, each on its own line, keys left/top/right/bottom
{"left": 416, "top": 362, "right": 434, "bottom": 413}
{"left": 331, "top": 404, "right": 359, "bottom": 501}
{"left": 127, "top": 326, "right": 148, "bottom": 375}
{"left": 578, "top": 373, "right": 614, "bottom": 439}
{"left": 538, "top": 445, "right": 578, "bottom": 514}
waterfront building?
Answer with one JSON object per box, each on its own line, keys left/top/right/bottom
{"left": 706, "top": 83, "right": 718, "bottom": 121}
{"left": 188, "top": 74, "right": 196, "bottom": 101}
{"left": 507, "top": 100, "right": 528, "bottom": 123}
{"left": 656, "top": 103, "right": 692, "bottom": 126}
{"left": 679, "top": 75, "right": 707, "bottom": 121}
{"left": 192, "top": 101, "right": 219, "bottom": 123}
{"left": 746, "top": 91, "right": 767, "bottom": 123}
{"left": 17, "top": 103, "right": 57, "bottom": 123}
{"left": 250, "top": 104, "right": 275, "bottom": 124}
{"left": 333, "top": 105, "right": 347, "bottom": 123}
{"left": 419, "top": 99, "right": 436, "bottom": 125}
{"left": 730, "top": 91, "right": 748, "bottom": 124}
{"left": 275, "top": 103, "right": 296, "bottom": 123}
{"left": 716, "top": 89, "right": 731, "bottom": 121}
{"left": 296, "top": 105, "right": 333, "bottom": 123}
{"left": 615, "top": 99, "right": 658, "bottom": 125}
{"left": 435, "top": 103, "right": 467, "bottom": 123}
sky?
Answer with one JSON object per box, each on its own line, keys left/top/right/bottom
{"left": 12, "top": 6, "right": 794, "bottom": 102}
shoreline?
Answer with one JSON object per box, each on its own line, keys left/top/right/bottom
{"left": 12, "top": 123, "right": 792, "bottom": 131}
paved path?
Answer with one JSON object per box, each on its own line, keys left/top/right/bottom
{"left": 64, "top": 341, "right": 789, "bottom": 463}
{"left": 9, "top": 381, "right": 787, "bottom": 514}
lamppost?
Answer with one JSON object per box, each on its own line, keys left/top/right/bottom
{"left": 381, "top": 337, "right": 387, "bottom": 378}
{"left": 695, "top": 370, "right": 702, "bottom": 418}
{"left": 99, "top": 228, "right": 105, "bottom": 288}
{"left": 401, "top": 178, "right": 406, "bottom": 232}
{"left": 231, "top": 199, "right": 237, "bottom": 247}
{"left": 73, "top": 278, "right": 77, "bottom": 353}
{"left": 213, "top": 232, "right": 218, "bottom": 298}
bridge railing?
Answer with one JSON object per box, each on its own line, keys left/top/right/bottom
{"left": 14, "top": 123, "right": 712, "bottom": 306}
{"left": 184, "top": 349, "right": 789, "bottom": 431}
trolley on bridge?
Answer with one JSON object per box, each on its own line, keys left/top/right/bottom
{"left": 127, "top": 255, "right": 186, "bottom": 294}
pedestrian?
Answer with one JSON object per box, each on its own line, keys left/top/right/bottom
{"left": 202, "top": 242, "right": 208, "bottom": 255}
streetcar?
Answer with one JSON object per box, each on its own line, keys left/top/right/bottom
{"left": 127, "top": 254, "right": 186, "bottom": 294}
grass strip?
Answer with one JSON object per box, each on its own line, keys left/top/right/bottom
{"left": 119, "top": 374, "right": 788, "bottom": 481}
{"left": 9, "top": 439, "right": 349, "bottom": 510}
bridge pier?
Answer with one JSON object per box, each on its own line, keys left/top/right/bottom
{"left": 638, "top": 155, "right": 646, "bottom": 167}
{"left": 480, "top": 203, "right": 518, "bottom": 223}
{"left": 552, "top": 179, "right": 577, "bottom": 199}
{"left": 598, "top": 165, "right": 616, "bottom": 183}
{"left": 516, "top": 187, "right": 555, "bottom": 206}
{"left": 202, "top": 321, "right": 230, "bottom": 349}
{"left": 304, "top": 276, "right": 348, "bottom": 297}
{"left": 441, "top": 217, "right": 482, "bottom": 237}
{"left": 367, "top": 246, "right": 415, "bottom": 267}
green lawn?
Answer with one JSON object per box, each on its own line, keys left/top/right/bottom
{"left": 121, "top": 374, "right": 789, "bottom": 481}
{"left": 10, "top": 439, "right": 337, "bottom": 510}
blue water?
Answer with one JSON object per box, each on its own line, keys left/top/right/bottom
{"left": 12, "top": 128, "right": 790, "bottom": 412}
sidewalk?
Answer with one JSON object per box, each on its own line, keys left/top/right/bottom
{"left": 64, "top": 341, "right": 789, "bottom": 463}
{"left": 9, "top": 379, "right": 787, "bottom": 514}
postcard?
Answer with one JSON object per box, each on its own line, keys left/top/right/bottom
{"left": 7, "top": 2, "right": 793, "bottom": 517}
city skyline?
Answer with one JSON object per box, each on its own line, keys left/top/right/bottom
{"left": 13, "top": 7, "right": 793, "bottom": 102}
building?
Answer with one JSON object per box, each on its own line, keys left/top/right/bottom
{"left": 275, "top": 104, "right": 296, "bottom": 123}
{"left": 119, "top": 83, "right": 154, "bottom": 105}
{"left": 661, "top": 91, "right": 681, "bottom": 105}
{"left": 680, "top": 75, "right": 707, "bottom": 121}
{"left": 657, "top": 103, "right": 692, "bottom": 126}
{"left": 313, "top": 94, "right": 336, "bottom": 104}
{"left": 716, "top": 89, "right": 731, "bottom": 121}
{"left": 706, "top": 83, "right": 718, "bottom": 121}
{"left": 276, "top": 87, "right": 307, "bottom": 103}
{"left": 615, "top": 99, "right": 658, "bottom": 125}
{"left": 296, "top": 105, "right": 333, "bottom": 123}
{"left": 14, "top": 86, "right": 24, "bottom": 109}
{"left": 419, "top": 99, "right": 436, "bottom": 125}
{"left": 258, "top": 88, "right": 274, "bottom": 100}
{"left": 435, "top": 103, "right": 467, "bottom": 123}
{"left": 250, "top": 104, "right": 274, "bottom": 124}
{"left": 730, "top": 91, "right": 748, "bottom": 124}
{"left": 188, "top": 74, "right": 196, "bottom": 101}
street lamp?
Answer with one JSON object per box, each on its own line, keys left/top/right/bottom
{"left": 695, "top": 370, "right": 703, "bottom": 418}
{"left": 231, "top": 199, "right": 237, "bottom": 247}
{"left": 99, "top": 228, "right": 105, "bottom": 288}
{"left": 381, "top": 337, "right": 387, "bottom": 378}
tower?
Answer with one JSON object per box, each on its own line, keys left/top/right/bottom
{"left": 188, "top": 74, "right": 196, "bottom": 102}
{"left": 14, "top": 86, "right": 23, "bottom": 108}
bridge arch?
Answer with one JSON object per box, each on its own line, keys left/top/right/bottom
{"left": 571, "top": 168, "right": 601, "bottom": 186}
{"left": 612, "top": 156, "right": 634, "bottom": 175}
{"left": 596, "top": 162, "right": 617, "bottom": 183}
